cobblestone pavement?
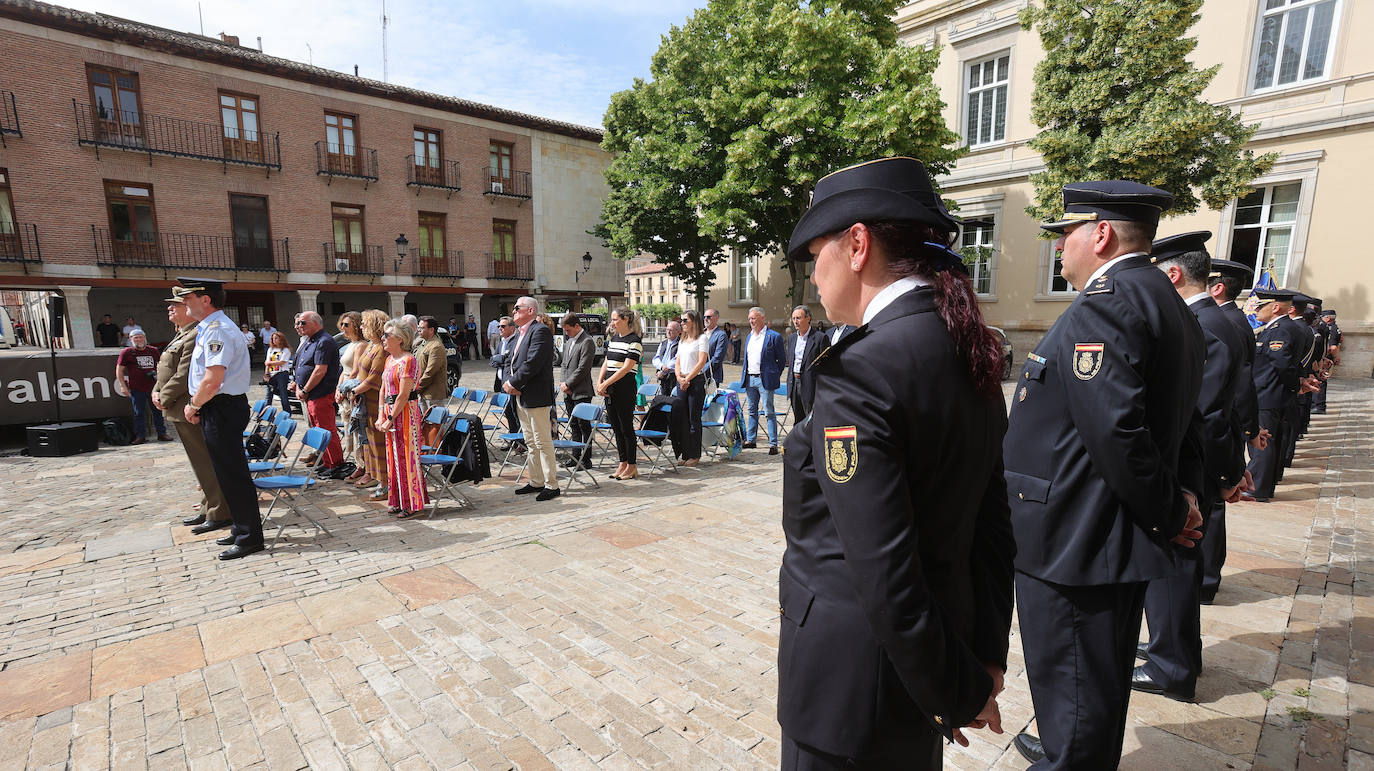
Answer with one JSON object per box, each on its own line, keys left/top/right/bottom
{"left": 0, "top": 372, "right": 1369, "bottom": 770}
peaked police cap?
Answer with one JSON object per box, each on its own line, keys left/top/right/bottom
{"left": 1041, "top": 180, "right": 1174, "bottom": 233}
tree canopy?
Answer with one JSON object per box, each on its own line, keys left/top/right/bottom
{"left": 597, "top": 0, "right": 962, "bottom": 305}
{"left": 1020, "top": 0, "right": 1276, "bottom": 222}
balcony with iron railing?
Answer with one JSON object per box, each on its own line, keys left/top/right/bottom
{"left": 484, "top": 252, "right": 534, "bottom": 281}
{"left": 482, "top": 170, "right": 532, "bottom": 200}
{"left": 410, "top": 248, "right": 464, "bottom": 283}
{"left": 316, "top": 142, "right": 379, "bottom": 185}
{"left": 73, "top": 101, "right": 282, "bottom": 173}
{"left": 323, "top": 242, "right": 384, "bottom": 278}
{"left": 405, "top": 156, "right": 461, "bottom": 195}
{"left": 92, "top": 227, "right": 290, "bottom": 274}
{"left": 0, "top": 91, "right": 20, "bottom": 142}
{"left": 0, "top": 223, "right": 40, "bottom": 268}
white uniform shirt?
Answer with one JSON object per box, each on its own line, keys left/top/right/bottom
{"left": 190, "top": 309, "right": 252, "bottom": 395}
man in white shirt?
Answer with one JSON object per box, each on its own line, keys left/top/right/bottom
{"left": 741, "top": 307, "right": 786, "bottom": 453}
{"left": 653, "top": 320, "right": 681, "bottom": 392}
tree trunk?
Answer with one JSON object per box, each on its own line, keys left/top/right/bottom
{"left": 788, "top": 260, "right": 808, "bottom": 309}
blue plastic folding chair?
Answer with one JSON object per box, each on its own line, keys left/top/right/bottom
{"left": 701, "top": 392, "right": 732, "bottom": 461}
{"left": 775, "top": 381, "right": 793, "bottom": 439}
{"left": 420, "top": 418, "right": 476, "bottom": 516}
{"left": 242, "top": 398, "right": 269, "bottom": 438}
{"left": 256, "top": 427, "right": 334, "bottom": 549}
{"left": 634, "top": 402, "right": 678, "bottom": 475}
{"left": 632, "top": 383, "right": 661, "bottom": 418}
{"left": 444, "top": 386, "right": 471, "bottom": 414}
{"left": 248, "top": 413, "right": 297, "bottom": 476}
{"left": 419, "top": 406, "right": 456, "bottom": 454}
{"left": 552, "top": 402, "right": 602, "bottom": 490}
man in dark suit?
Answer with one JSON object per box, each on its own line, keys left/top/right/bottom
{"left": 503, "top": 297, "right": 559, "bottom": 501}
{"left": 490, "top": 316, "right": 523, "bottom": 450}
{"left": 1245, "top": 288, "right": 1306, "bottom": 502}
{"left": 1005, "top": 182, "right": 1205, "bottom": 769}
{"left": 1134, "top": 232, "right": 1249, "bottom": 701}
{"left": 785, "top": 304, "right": 829, "bottom": 422}
{"left": 558, "top": 314, "right": 597, "bottom": 469}
{"left": 704, "top": 308, "right": 729, "bottom": 387}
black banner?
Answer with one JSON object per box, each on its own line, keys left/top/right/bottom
{"left": 0, "top": 349, "right": 132, "bottom": 425}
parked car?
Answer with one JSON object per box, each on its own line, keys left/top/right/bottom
{"left": 989, "top": 326, "right": 1013, "bottom": 381}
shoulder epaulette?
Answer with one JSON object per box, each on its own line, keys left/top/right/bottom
{"left": 1083, "top": 274, "right": 1113, "bottom": 296}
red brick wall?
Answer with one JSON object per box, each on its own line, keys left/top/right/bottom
{"left": 0, "top": 21, "right": 541, "bottom": 282}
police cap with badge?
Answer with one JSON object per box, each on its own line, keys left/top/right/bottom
{"left": 1151, "top": 230, "right": 1212, "bottom": 266}
{"left": 1040, "top": 180, "right": 1174, "bottom": 234}
{"left": 1209, "top": 258, "right": 1255, "bottom": 284}
{"left": 786, "top": 157, "right": 966, "bottom": 273}
{"left": 1251, "top": 287, "right": 1297, "bottom": 308}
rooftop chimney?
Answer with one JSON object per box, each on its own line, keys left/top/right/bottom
{"left": 219, "top": 32, "right": 239, "bottom": 46}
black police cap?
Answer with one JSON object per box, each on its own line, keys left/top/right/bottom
{"left": 1151, "top": 230, "right": 1211, "bottom": 263}
{"left": 1209, "top": 258, "right": 1254, "bottom": 282}
{"left": 787, "top": 157, "right": 958, "bottom": 262}
{"left": 1041, "top": 181, "right": 1175, "bottom": 233}
{"left": 176, "top": 276, "right": 226, "bottom": 294}
{"left": 1252, "top": 287, "right": 1297, "bottom": 303}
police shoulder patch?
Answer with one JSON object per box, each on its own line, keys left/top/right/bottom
{"left": 823, "top": 426, "right": 858, "bottom": 483}
{"left": 206, "top": 321, "right": 221, "bottom": 329}
{"left": 208, "top": 340, "right": 223, "bottom": 354}
{"left": 1268, "top": 340, "right": 1285, "bottom": 350}
{"left": 1072, "top": 342, "right": 1104, "bottom": 380}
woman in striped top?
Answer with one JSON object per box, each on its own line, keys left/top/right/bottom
{"left": 597, "top": 307, "right": 643, "bottom": 480}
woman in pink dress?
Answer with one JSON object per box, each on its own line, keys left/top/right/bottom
{"left": 375, "top": 319, "right": 429, "bottom": 518}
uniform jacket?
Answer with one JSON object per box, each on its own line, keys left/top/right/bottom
{"left": 1190, "top": 298, "right": 1249, "bottom": 495}
{"left": 155, "top": 323, "right": 197, "bottom": 421}
{"left": 743, "top": 328, "right": 787, "bottom": 391}
{"left": 706, "top": 327, "right": 729, "bottom": 384}
{"left": 413, "top": 336, "right": 450, "bottom": 402}
{"left": 1004, "top": 254, "right": 1205, "bottom": 585}
{"left": 507, "top": 322, "right": 556, "bottom": 409}
{"left": 779, "top": 287, "right": 1013, "bottom": 756}
{"left": 561, "top": 332, "right": 597, "bottom": 400}
{"left": 1219, "top": 301, "right": 1260, "bottom": 440}
{"left": 1253, "top": 317, "right": 1306, "bottom": 410}
{"left": 785, "top": 327, "right": 830, "bottom": 409}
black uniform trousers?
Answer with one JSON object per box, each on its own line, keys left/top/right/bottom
{"left": 781, "top": 730, "right": 940, "bottom": 771}
{"left": 605, "top": 377, "right": 638, "bottom": 464}
{"left": 1313, "top": 379, "right": 1329, "bottom": 412}
{"left": 1282, "top": 398, "right": 1304, "bottom": 469}
{"left": 1143, "top": 509, "right": 1208, "bottom": 694}
{"left": 563, "top": 395, "right": 593, "bottom": 468}
{"left": 1017, "top": 573, "right": 1146, "bottom": 771}
{"left": 1199, "top": 497, "right": 1227, "bottom": 601}
{"left": 1248, "top": 407, "right": 1286, "bottom": 498}
{"left": 199, "top": 394, "right": 263, "bottom": 548}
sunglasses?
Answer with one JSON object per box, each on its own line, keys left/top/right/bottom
{"left": 293, "top": 321, "right": 308, "bottom": 326}
{"left": 340, "top": 321, "right": 353, "bottom": 327}
{"left": 499, "top": 323, "right": 511, "bottom": 328}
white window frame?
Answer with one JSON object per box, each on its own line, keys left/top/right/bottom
{"left": 1249, "top": 0, "right": 1341, "bottom": 94}
{"left": 953, "top": 193, "right": 1003, "bottom": 301}
{"left": 963, "top": 52, "right": 1011, "bottom": 148}
{"left": 1035, "top": 239, "right": 1077, "bottom": 301}
{"left": 732, "top": 250, "right": 755, "bottom": 304}
{"left": 1214, "top": 151, "right": 1321, "bottom": 290}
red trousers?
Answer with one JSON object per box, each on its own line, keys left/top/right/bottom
{"left": 305, "top": 394, "right": 344, "bottom": 467}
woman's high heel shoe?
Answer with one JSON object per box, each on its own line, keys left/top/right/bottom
{"left": 620, "top": 469, "right": 639, "bottom": 480}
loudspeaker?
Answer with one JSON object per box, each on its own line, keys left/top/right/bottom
{"left": 48, "top": 295, "right": 66, "bottom": 339}
{"left": 26, "top": 422, "right": 102, "bottom": 457}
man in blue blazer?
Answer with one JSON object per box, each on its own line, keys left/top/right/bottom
{"left": 741, "top": 306, "right": 787, "bottom": 453}
{"left": 704, "top": 308, "right": 730, "bottom": 386}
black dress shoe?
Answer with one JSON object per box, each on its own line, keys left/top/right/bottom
{"left": 1131, "top": 666, "right": 1194, "bottom": 701}
{"left": 191, "top": 520, "right": 233, "bottom": 535}
{"left": 1199, "top": 593, "right": 1216, "bottom": 606}
{"left": 536, "top": 488, "right": 561, "bottom": 502}
{"left": 1014, "top": 732, "right": 1045, "bottom": 764}
{"left": 182, "top": 514, "right": 207, "bottom": 526}
{"left": 514, "top": 484, "right": 541, "bottom": 495}
{"left": 768, "top": 446, "right": 779, "bottom": 455}
{"left": 218, "top": 543, "right": 264, "bottom": 560}
{"left": 215, "top": 534, "right": 237, "bottom": 546}
{"left": 1240, "top": 493, "right": 1270, "bottom": 503}
{"left": 1136, "top": 642, "right": 1149, "bottom": 660}
{"left": 742, "top": 442, "right": 757, "bottom": 449}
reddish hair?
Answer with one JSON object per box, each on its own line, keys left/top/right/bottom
{"left": 865, "top": 221, "right": 1005, "bottom": 401}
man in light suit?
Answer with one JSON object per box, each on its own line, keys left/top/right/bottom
{"left": 559, "top": 314, "right": 597, "bottom": 469}
{"left": 785, "top": 304, "right": 830, "bottom": 422}
{"left": 742, "top": 306, "right": 787, "bottom": 454}
{"left": 704, "top": 308, "right": 729, "bottom": 387}
{"left": 503, "top": 296, "right": 560, "bottom": 501}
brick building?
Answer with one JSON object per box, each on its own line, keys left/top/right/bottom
{"left": 0, "top": 0, "right": 623, "bottom": 349}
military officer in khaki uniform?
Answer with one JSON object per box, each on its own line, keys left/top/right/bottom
{"left": 153, "top": 286, "right": 230, "bottom": 532}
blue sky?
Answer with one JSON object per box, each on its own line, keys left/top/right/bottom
{"left": 64, "top": 0, "right": 709, "bottom": 128}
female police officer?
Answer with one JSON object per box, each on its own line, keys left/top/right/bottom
{"left": 777, "top": 157, "right": 1014, "bottom": 769}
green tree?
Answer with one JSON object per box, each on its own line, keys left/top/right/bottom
{"left": 1020, "top": 0, "right": 1276, "bottom": 223}
{"left": 597, "top": 0, "right": 962, "bottom": 305}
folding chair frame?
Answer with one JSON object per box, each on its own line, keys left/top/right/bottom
{"left": 258, "top": 427, "right": 334, "bottom": 550}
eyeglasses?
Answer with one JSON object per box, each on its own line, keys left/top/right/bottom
{"left": 680, "top": 317, "right": 690, "bottom": 322}
{"left": 293, "top": 321, "right": 308, "bottom": 326}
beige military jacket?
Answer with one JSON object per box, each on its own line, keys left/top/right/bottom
{"left": 414, "top": 336, "right": 450, "bottom": 402}
{"left": 155, "top": 323, "right": 198, "bottom": 421}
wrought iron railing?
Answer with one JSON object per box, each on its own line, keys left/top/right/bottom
{"left": 323, "top": 242, "right": 383, "bottom": 276}
{"left": 92, "top": 227, "right": 289, "bottom": 272}
{"left": 73, "top": 101, "right": 282, "bottom": 171}
{"left": 0, "top": 222, "right": 40, "bottom": 265}
{"left": 0, "top": 91, "right": 20, "bottom": 139}
{"left": 484, "top": 252, "right": 534, "bottom": 280}
{"left": 405, "top": 155, "right": 461, "bottom": 193}
{"left": 410, "top": 248, "right": 464, "bottom": 279}
{"left": 482, "top": 170, "right": 532, "bottom": 199}
{"left": 315, "top": 141, "right": 379, "bottom": 183}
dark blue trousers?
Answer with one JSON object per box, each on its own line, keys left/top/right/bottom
{"left": 200, "top": 394, "right": 263, "bottom": 548}
{"left": 1143, "top": 528, "right": 1206, "bottom": 694}
{"left": 1247, "top": 407, "right": 1286, "bottom": 498}
{"left": 1199, "top": 497, "right": 1227, "bottom": 601}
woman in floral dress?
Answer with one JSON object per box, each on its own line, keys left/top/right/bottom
{"left": 376, "top": 319, "right": 428, "bottom": 517}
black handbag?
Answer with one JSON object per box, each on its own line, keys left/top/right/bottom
{"left": 245, "top": 423, "right": 279, "bottom": 459}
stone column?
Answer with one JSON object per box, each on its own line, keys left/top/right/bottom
{"left": 296, "top": 290, "right": 320, "bottom": 322}
{"left": 387, "top": 291, "right": 407, "bottom": 320}
{"left": 57, "top": 285, "right": 95, "bottom": 350}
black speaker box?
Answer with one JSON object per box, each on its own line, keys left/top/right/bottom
{"left": 49, "top": 295, "right": 66, "bottom": 339}
{"left": 26, "top": 422, "right": 101, "bottom": 457}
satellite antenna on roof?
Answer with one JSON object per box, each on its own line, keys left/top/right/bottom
{"left": 381, "top": 0, "right": 389, "bottom": 83}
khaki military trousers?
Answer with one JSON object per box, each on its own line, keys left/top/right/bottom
{"left": 169, "top": 414, "right": 230, "bottom": 522}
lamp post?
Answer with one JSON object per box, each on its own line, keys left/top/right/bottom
{"left": 573, "top": 251, "right": 593, "bottom": 308}
{"left": 393, "top": 234, "right": 408, "bottom": 274}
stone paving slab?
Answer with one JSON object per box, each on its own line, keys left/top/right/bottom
{"left": 0, "top": 377, "right": 1367, "bottom": 768}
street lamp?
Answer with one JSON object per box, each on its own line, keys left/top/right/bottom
{"left": 573, "top": 250, "right": 593, "bottom": 290}
{"left": 393, "top": 234, "right": 408, "bottom": 273}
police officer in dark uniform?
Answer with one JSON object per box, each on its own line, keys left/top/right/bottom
{"left": 778, "top": 157, "right": 1015, "bottom": 769}
{"left": 1314, "top": 308, "right": 1340, "bottom": 413}
{"left": 1283, "top": 294, "right": 1320, "bottom": 466}
{"left": 1005, "top": 182, "right": 1205, "bottom": 769}
{"left": 1202, "top": 258, "right": 1264, "bottom": 601}
{"left": 179, "top": 277, "right": 265, "bottom": 560}
{"left": 1243, "top": 288, "right": 1305, "bottom": 502}
{"left": 1133, "top": 231, "right": 1248, "bottom": 701}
